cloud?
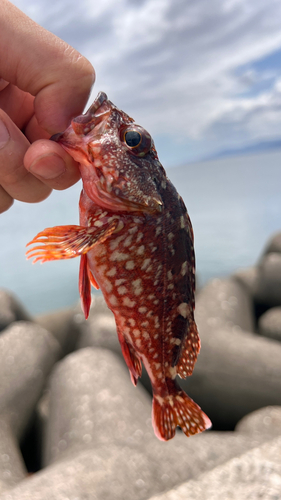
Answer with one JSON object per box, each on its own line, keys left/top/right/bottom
{"left": 11, "top": 0, "right": 281, "bottom": 161}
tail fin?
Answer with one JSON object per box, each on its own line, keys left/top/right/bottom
{"left": 152, "top": 390, "right": 211, "bottom": 441}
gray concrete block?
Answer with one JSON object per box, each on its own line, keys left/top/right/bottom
{"left": 255, "top": 253, "right": 281, "bottom": 306}
{"left": 195, "top": 277, "right": 255, "bottom": 332}
{"left": 148, "top": 436, "right": 281, "bottom": 500}
{"left": 75, "top": 295, "right": 120, "bottom": 353}
{"left": 181, "top": 278, "right": 281, "bottom": 429}
{"left": 0, "top": 416, "right": 27, "bottom": 495}
{"left": 0, "top": 290, "right": 32, "bottom": 332}
{"left": 261, "top": 231, "right": 281, "bottom": 256}
{"left": 258, "top": 306, "right": 281, "bottom": 341}
{"left": 0, "top": 430, "right": 277, "bottom": 500}
{"left": 35, "top": 306, "right": 81, "bottom": 356}
{"left": 232, "top": 266, "right": 258, "bottom": 297}
{"left": 0, "top": 321, "right": 60, "bottom": 439}
{"left": 236, "top": 406, "right": 281, "bottom": 440}
{"left": 41, "top": 347, "right": 274, "bottom": 495}
{"left": 43, "top": 347, "right": 152, "bottom": 465}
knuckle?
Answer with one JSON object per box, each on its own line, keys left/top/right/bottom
{"left": 0, "top": 190, "right": 13, "bottom": 213}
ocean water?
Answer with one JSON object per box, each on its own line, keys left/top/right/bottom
{"left": 1, "top": 149, "right": 281, "bottom": 315}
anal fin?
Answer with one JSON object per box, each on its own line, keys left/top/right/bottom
{"left": 88, "top": 269, "right": 99, "bottom": 290}
{"left": 117, "top": 330, "right": 142, "bottom": 386}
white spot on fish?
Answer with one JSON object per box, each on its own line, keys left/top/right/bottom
{"left": 180, "top": 216, "right": 185, "bottom": 228}
{"left": 169, "top": 366, "right": 177, "bottom": 379}
{"left": 117, "top": 286, "right": 127, "bottom": 295}
{"left": 123, "top": 297, "right": 136, "bottom": 308}
{"left": 167, "top": 270, "right": 173, "bottom": 280}
{"left": 125, "top": 260, "right": 135, "bottom": 270}
{"left": 141, "top": 258, "right": 151, "bottom": 271}
{"left": 141, "top": 321, "right": 149, "bottom": 327}
{"left": 137, "top": 245, "right": 145, "bottom": 255}
{"left": 132, "top": 278, "right": 143, "bottom": 296}
{"left": 109, "top": 235, "right": 126, "bottom": 251}
{"left": 133, "top": 329, "right": 141, "bottom": 337}
{"left": 94, "top": 220, "right": 103, "bottom": 227}
{"left": 110, "top": 251, "right": 129, "bottom": 261}
{"left": 106, "top": 267, "right": 116, "bottom": 277}
{"left": 155, "top": 226, "right": 161, "bottom": 237}
{"left": 128, "top": 318, "right": 136, "bottom": 327}
{"left": 171, "top": 338, "right": 181, "bottom": 345}
{"left": 108, "top": 295, "right": 118, "bottom": 306}
{"left": 135, "top": 339, "right": 142, "bottom": 348}
{"left": 181, "top": 261, "right": 188, "bottom": 276}
{"left": 123, "top": 235, "right": 133, "bottom": 247}
{"left": 138, "top": 306, "right": 147, "bottom": 313}
{"left": 168, "top": 232, "right": 174, "bottom": 241}
{"left": 115, "top": 279, "right": 126, "bottom": 286}
{"left": 104, "top": 279, "right": 113, "bottom": 293}
{"left": 178, "top": 303, "right": 189, "bottom": 318}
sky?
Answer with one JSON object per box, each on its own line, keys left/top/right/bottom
{"left": 10, "top": 0, "right": 281, "bottom": 166}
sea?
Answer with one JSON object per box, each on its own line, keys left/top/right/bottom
{"left": 1, "top": 149, "right": 281, "bottom": 315}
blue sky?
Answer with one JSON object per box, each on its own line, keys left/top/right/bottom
{"left": 12, "top": 0, "right": 281, "bottom": 167}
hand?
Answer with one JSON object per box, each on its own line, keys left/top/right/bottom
{"left": 0, "top": 0, "right": 95, "bottom": 213}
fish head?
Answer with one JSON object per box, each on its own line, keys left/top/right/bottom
{"left": 51, "top": 92, "right": 165, "bottom": 213}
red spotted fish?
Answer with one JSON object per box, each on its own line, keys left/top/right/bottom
{"left": 26, "top": 92, "right": 211, "bottom": 441}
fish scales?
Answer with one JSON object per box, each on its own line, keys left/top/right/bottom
{"left": 26, "top": 92, "right": 211, "bottom": 441}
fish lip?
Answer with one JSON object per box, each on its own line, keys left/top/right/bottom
{"left": 50, "top": 132, "right": 63, "bottom": 142}
{"left": 87, "top": 92, "right": 108, "bottom": 115}
{"left": 50, "top": 92, "right": 109, "bottom": 142}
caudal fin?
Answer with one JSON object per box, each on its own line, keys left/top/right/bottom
{"left": 152, "top": 390, "right": 211, "bottom": 441}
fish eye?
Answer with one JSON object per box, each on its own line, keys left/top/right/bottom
{"left": 125, "top": 131, "right": 142, "bottom": 148}
{"left": 122, "top": 125, "right": 152, "bottom": 157}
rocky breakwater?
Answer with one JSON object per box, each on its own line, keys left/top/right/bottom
{"left": 0, "top": 233, "right": 281, "bottom": 499}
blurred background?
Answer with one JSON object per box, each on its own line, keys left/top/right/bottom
{"left": 1, "top": 0, "right": 281, "bottom": 314}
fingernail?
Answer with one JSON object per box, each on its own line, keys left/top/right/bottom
{"left": 0, "top": 120, "right": 10, "bottom": 149}
{"left": 29, "top": 154, "right": 66, "bottom": 179}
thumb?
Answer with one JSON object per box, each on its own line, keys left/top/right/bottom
{"left": 0, "top": 0, "right": 95, "bottom": 133}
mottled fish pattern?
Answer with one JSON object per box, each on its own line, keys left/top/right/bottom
{"left": 27, "top": 92, "right": 211, "bottom": 440}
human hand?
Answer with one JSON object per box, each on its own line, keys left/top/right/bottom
{"left": 0, "top": 0, "right": 95, "bottom": 213}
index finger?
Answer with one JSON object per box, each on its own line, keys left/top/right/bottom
{"left": 0, "top": 0, "right": 95, "bottom": 133}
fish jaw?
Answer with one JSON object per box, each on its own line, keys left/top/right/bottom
{"left": 51, "top": 92, "right": 164, "bottom": 214}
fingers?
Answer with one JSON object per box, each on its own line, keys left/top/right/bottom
{"left": 24, "top": 140, "right": 81, "bottom": 191}
{"left": 0, "top": 185, "right": 13, "bottom": 213}
{"left": 0, "top": 109, "right": 81, "bottom": 213}
{"left": 0, "top": 110, "right": 52, "bottom": 212}
{"left": 1, "top": 0, "right": 95, "bottom": 134}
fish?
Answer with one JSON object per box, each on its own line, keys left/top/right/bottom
{"left": 26, "top": 91, "right": 211, "bottom": 441}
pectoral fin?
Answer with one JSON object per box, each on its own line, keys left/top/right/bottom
{"left": 26, "top": 220, "right": 118, "bottom": 263}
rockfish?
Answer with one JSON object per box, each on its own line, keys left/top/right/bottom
{"left": 26, "top": 92, "right": 211, "bottom": 440}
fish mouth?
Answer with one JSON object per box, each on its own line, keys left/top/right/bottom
{"left": 50, "top": 93, "right": 110, "bottom": 143}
